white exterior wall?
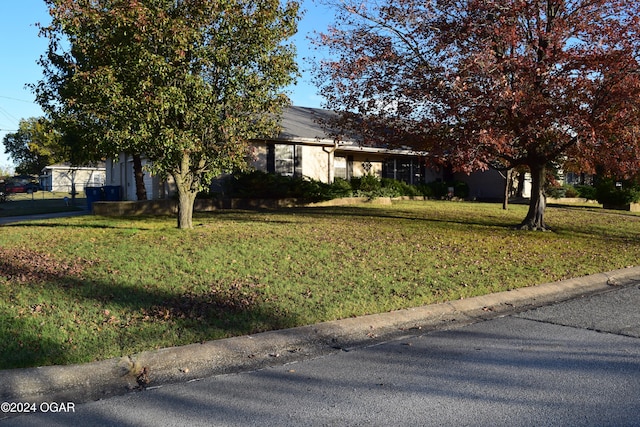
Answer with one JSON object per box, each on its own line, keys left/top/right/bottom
{"left": 353, "top": 159, "right": 383, "bottom": 178}
{"left": 41, "top": 166, "right": 105, "bottom": 193}
{"left": 248, "top": 142, "right": 334, "bottom": 183}
{"left": 250, "top": 143, "right": 268, "bottom": 172}
{"left": 105, "top": 154, "right": 174, "bottom": 201}
{"left": 300, "top": 145, "right": 331, "bottom": 183}
{"left": 221, "top": 139, "right": 521, "bottom": 199}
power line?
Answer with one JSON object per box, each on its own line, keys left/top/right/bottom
{"left": 0, "top": 95, "right": 35, "bottom": 104}
{"left": 0, "top": 106, "right": 20, "bottom": 125}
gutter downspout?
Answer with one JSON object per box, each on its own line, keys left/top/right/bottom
{"left": 322, "top": 140, "right": 339, "bottom": 183}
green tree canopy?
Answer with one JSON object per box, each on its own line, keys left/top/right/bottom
{"left": 2, "top": 117, "right": 68, "bottom": 175}
{"left": 35, "top": 0, "right": 300, "bottom": 228}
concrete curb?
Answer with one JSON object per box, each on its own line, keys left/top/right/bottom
{"left": 2, "top": 266, "right": 639, "bottom": 405}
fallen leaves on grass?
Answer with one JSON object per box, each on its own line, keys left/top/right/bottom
{"left": 140, "top": 277, "right": 268, "bottom": 322}
{"left": 0, "top": 247, "right": 91, "bottom": 284}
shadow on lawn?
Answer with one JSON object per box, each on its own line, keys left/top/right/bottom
{"left": 205, "top": 204, "right": 520, "bottom": 229}
{"left": 202, "top": 203, "right": 640, "bottom": 248}
{"left": 1, "top": 222, "right": 130, "bottom": 230}
{"left": 310, "top": 204, "right": 640, "bottom": 243}
{"left": 0, "top": 255, "right": 296, "bottom": 370}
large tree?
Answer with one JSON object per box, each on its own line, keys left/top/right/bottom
{"left": 35, "top": 0, "right": 300, "bottom": 228}
{"left": 2, "top": 117, "right": 68, "bottom": 175}
{"left": 315, "top": 0, "right": 640, "bottom": 229}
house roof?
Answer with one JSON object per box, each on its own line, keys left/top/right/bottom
{"left": 42, "top": 162, "right": 106, "bottom": 173}
{"left": 273, "top": 106, "right": 426, "bottom": 157}
{"left": 276, "top": 106, "right": 341, "bottom": 145}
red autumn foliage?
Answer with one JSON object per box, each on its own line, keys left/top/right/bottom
{"left": 315, "top": 0, "right": 640, "bottom": 229}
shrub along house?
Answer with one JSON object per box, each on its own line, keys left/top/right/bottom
{"left": 104, "top": 106, "right": 508, "bottom": 201}
{"left": 249, "top": 106, "right": 508, "bottom": 200}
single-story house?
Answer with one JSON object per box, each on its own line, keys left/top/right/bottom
{"left": 104, "top": 154, "right": 174, "bottom": 201}
{"left": 40, "top": 163, "right": 106, "bottom": 193}
{"left": 251, "top": 106, "right": 442, "bottom": 185}
{"left": 105, "top": 106, "right": 518, "bottom": 201}
{"left": 251, "top": 106, "right": 514, "bottom": 200}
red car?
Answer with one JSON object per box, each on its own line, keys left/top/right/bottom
{"left": 4, "top": 182, "right": 39, "bottom": 193}
{"left": 5, "top": 183, "right": 27, "bottom": 193}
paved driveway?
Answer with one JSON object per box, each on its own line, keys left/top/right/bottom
{"left": 0, "top": 210, "right": 88, "bottom": 225}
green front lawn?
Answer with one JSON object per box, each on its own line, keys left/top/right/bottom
{"left": 1, "top": 200, "right": 638, "bottom": 369}
{"left": 0, "top": 192, "right": 86, "bottom": 217}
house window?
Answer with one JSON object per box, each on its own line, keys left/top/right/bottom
{"left": 334, "top": 156, "right": 347, "bottom": 180}
{"left": 334, "top": 155, "right": 354, "bottom": 181}
{"left": 565, "top": 172, "right": 593, "bottom": 186}
{"left": 383, "top": 157, "right": 424, "bottom": 185}
{"left": 275, "top": 145, "right": 294, "bottom": 176}
{"left": 397, "top": 159, "right": 414, "bottom": 183}
{"left": 267, "top": 144, "right": 302, "bottom": 177}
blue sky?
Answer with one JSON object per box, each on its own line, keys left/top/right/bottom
{"left": 0, "top": 0, "right": 332, "bottom": 170}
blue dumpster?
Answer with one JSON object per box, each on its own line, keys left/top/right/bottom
{"left": 85, "top": 187, "right": 104, "bottom": 211}
{"left": 103, "top": 185, "right": 122, "bottom": 201}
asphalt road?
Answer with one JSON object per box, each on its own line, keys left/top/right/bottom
{"left": 3, "top": 282, "right": 639, "bottom": 427}
{"left": 0, "top": 209, "right": 89, "bottom": 225}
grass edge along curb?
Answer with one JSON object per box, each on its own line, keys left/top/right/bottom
{"left": 1, "top": 266, "right": 638, "bottom": 406}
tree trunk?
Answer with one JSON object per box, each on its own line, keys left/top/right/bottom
{"left": 173, "top": 153, "right": 198, "bottom": 230}
{"left": 503, "top": 168, "right": 511, "bottom": 210}
{"left": 520, "top": 164, "right": 547, "bottom": 230}
{"left": 177, "top": 188, "right": 197, "bottom": 229}
{"left": 516, "top": 171, "right": 525, "bottom": 197}
{"left": 132, "top": 154, "right": 148, "bottom": 201}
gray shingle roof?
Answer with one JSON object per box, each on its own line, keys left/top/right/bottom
{"left": 274, "top": 106, "right": 423, "bottom": 155}
{"left": 276, "top": 106, "right": 340, "bottom": 144}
